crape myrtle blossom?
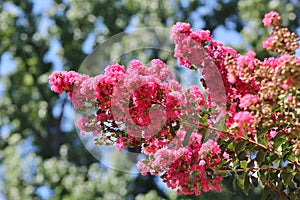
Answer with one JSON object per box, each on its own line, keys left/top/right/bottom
{"left": 262, "top": 35, "right": 277, "bottom": 49}
{"left": 137, "top": 131, "right": 223, "bottom": 196}
{"left": 49, "top": 57, "right": 213, "bottom": 143}
{"left": 49, "top": 11, "right": 300, "bottom": 197}
{"left": 262, "top": 11, "right": 281, "bottom": 27}
{"left": 49, "top": 70, "right": 80, "bottom": 94}
{"left": 49, "top": 57, "right": 223, "bottom": 194}
{"left": 239, "top": 94, "right": 259, "bottom": 109}
{"left": 261, "top": 11, "right": 299, "bottom": 54}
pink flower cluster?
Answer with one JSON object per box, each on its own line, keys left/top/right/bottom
{"left": 261, "top": 11, "right": 299, "bottom": 54}
{"left": 262, "top": 11, "right": 281, "bottom": 27}
{"left": 170, "top": 11, "right": 299, "bottom": 140}
{"left": 262, "top": 35, "right": 276, "bottom": 49}
{"left": 165, "top": 11, "right": 299, "bottom": 194}
{"left": 49, "top": 56, "right": 224, "bottom": 195}
{"left": 137, "top": 131, "right": 223, "bottom": 195}
{"left": 49, "top": 56, "right": 213, "bottom": 146}
{"left": 49, "top": 70, "right": 81, "bottom": 94}
{"left": 170, "top": 20, "right": 261, "bottom": 138}
{"left": 48, "top": 11, "right": 300, "bottom": 197}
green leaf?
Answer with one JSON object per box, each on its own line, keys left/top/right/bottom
{"left": 269, "top": 154, "right": 279, "bottom": 162}
{"left": 220, "top": 138, "right": 234, "bottom": 151}
{"left": 237, "top": 174, "right": 245, "bottom": 190}
{"left": 257, "top": 134, "right": 268, "bottom": 147}
{"left": 170, "top": 127, "right": 177, "bottom": 138}
{"left": 236, "top": 141, "right": 246, "bottom": 152}
{"left": 182, "top": 130, "right": 192, "bottom": 146}
{"left": 208, "top": 107, "right": 218, "bottom": 114}
{"left": 259, "top": 170, "right": 268, "bottom": 184}
{"left": 283, "top": 151, "right": 295, "bottom": 161}
{"left": 238, "top": 151, "right": 247, "bottom": 160}
{"left": 197, "top": 127, "right": 208, "bottom": 143}
{"left": 256, "top": 151, "right": 267, "bottom": 165}
{"left": 281, "top": 171, "right": 294, "bottom": 187}
{"left": 199, "top": 112, "right": 209, "bottom": 126}
{"left": 213, "top": 114, "right": 229, "bottom": 132}
{"left": 240, "top": 160, "right": 248, "bottom": 169}
{"left": 289, "top": 192, "right": 299, "bottom": 200}
{"left": 262, "top": 186, "right": 275, "bottom": 200}
{"left": 227, "top": 141, "right": 234, "bottom": 150}
{"left": 273, "top": 132, "right": 286, "bottom": 151}
{"left": 226, "top": 175, "right": 236, "bottom": 193}
{"left": 294, "top": 173, "right": 300, "bottom": 184}
{"left": 190, "top": 171, "right": 197, "bottom": 184}
{"left": 243, "top": 175, "right": 251, "bottom": 196}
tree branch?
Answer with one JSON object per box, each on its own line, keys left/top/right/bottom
{"left": 216, "top": 167, "right": 300, "bottom": 174}
{"left": 199, "top": 124, "right": 300, "bottom": 168}
{"left": 266, "top": 181, "right": 289, "bottom": 200}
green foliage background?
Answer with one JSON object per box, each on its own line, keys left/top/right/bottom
{"left": 0, "top": 0, "right": 299, "bottom": 199}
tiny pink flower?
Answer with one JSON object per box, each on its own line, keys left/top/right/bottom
{"left": 136, "top": 161, "right": 150, "bottom": 176}
{"left": 263, "top": 57, "right": 279, "bottom": 69}
{"left": 282, "top": 78, "right": 291, "bottom": 90}
{"left": 236, "top": 50, "right": 256, "bottom": 70}
{"left": 262, "top": 11, "right": 280, "bottom": 26}
{"left": 170, "top": 22, "right": 191, "bottom": 37}
{"left": 190, "top": 29, "right": 212, "bottom": 43}
{"left": 227, "top": 70, "right": 236, "bottom": 84}
{"left": 262, "top": 36, "right": 276, "bottom": 49}
{"left": 199, "top": 160, "right": 206, "bottom": 166}
{"left": 239, "top": 94, "right": 259, "bottom": 109}
{"left": 116, "top": 138, "right": 126, "bottom": 151}
{"left": 223, "top": 152, "right": 229, "bottom": 159}
{"left": 233, "top": 111, "right": 254, "bottom": 127}
{"left": 270, "top": 130, "right": 278, "bottom": 138}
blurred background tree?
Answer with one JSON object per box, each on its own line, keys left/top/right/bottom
{"left": 0, "top": 0, "right": 299, "bottom": 199}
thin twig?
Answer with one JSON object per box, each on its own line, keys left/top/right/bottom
{"left": 266, "top": 181, "right": 289, "bottom": 200}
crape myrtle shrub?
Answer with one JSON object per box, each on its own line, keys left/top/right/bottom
{"left": 49, "top": 12, "right": 300, "bottom": 199}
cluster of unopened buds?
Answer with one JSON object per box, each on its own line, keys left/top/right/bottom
{"left": 49, "top": 11, "right": 299, "bottom": 196}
